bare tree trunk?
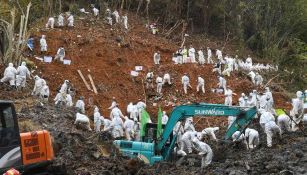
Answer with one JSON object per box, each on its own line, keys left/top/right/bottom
{"left": 136, "top": 0, "right": 143, "bottom": 14}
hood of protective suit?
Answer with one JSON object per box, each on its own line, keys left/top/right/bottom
{"left": 94, "top": 107, "right": 99, "bottom": 113}
{"left": 21, "top": 62, "right": 26, "bottom": 66}
{"left": 34, "top": 75, "right": 40, "bottom": 80}
{"left": 296, "top": 91, "right": 303, "bottom": 98}
{"left": 8, "top": 63, "right": 13, "bottom": 67}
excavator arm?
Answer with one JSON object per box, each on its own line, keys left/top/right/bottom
{"left": 113, "top": 103, "right": 257, "bottom": 164}
{"left": 156, "top": 103, "right": 257, "bottom": 160}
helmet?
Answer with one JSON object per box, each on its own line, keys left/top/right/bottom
{"left": 21, "top": 61, "right": 26, "bottom": 66}
{"left": 8, "top": 63, "right": 13, "bottom": 67}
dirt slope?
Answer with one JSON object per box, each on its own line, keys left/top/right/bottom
{"left": 26, "top": 13, "right": 291, "bottom": 126}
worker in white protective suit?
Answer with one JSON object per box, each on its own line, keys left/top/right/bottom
{"left": 176, "top": 48, "right": 183, "bottom": 64}
{"left": 58, "top": 14, "right": 64, "bottom": 27}
{"left": 65, "top": 93, "right": 73, "bottom": 106}
{"left": 162, "top": 111, "right": 169, "bottom": 125}
{"left": 234, "top": 55, "right": 239, "bottom": 71}
{"left": 123, "top": 116, "right": 135, "bottom": 141}
{"left": 259, "top": 109, "right": 282, "bottom": 147}
{"left": 112, "top": 10, "right": 120, "bottom": 23}
{"left": 75, "top": 96, "right": 85, "bottom": 113}
{"left": 59, "top": 80, "right": 70, "bottom": 94}
{"left": 111, "top": 116, "right": 124, "bottom": 138}
{"left": 153, "top": 51, "right": 161, "bottom": 65}
{"left": 173, "top": 121, "right": 184, "bottom": 144}
{"left": 145, "top": 70, "right": 154, "bottom": 89}
{"left": 75, "top": 112, "right": 92, "bottom": 131}
{"left": 265, "top": 120, "right": 281, "bottom": 147}
{"left": 290, "top": 91, "right": 304, "bottom": 131}
{"left": 212, "top": 61, "right": 222, "bottom": 75}
{"left": 178, "top": 131, "right": 198, "bottom": 156}
{"left": 108, "top": 97, "right": 117, "bottom": 109}
{"left": 238, "top": 93, "right": 246, "bottom": 107}
{"left": 122, "top": 15, "right": 128, "bottom": 30}
{"left": 184, "top": 118, "right": 195, "bottom": 132}
{"left": 16, "top": 62, "right": 31, "bottom": 88}
{"left": 216, "top": 49, "right": 222, "bottom": 61}
{"left": 127, "top": 102, "right": 134, "bottom": 117}
{"left": 207, "top": 47, "right": 213, "bottom": 64}
{"left": 92, "top": 7, "right": 99, "bottom": 17}
{"left": 54, "top": 92, "right": 65, "bottom": 105}
{"left": 162, "top": 73, "right": 171, "bottom": 85}
{"left": 136, "top": 99, "right": 146, "bottom": 120}
{"left": 200, "top": 127, "right": 219, "bottom": 141}
{"left": 232, "top": 131, "right": 245, "bottom": 143}
{"left": 40, "top": 35, "right": 47, "bottom": 54}
{"left": 1, "top": 63, "right": 17, "bottom": 86}
{"left": 244, "top": 128, "right": 259, "bottom": 149}
{"left": 245, "top": 55, "right": 253, "bottom": 69}
{"left": 224, "top": 86, "right": 233, "bottom": 106}
{"left": 254, "top": 72, "right": 263, "bottom": 86}
{"left": 248, "top": 71, "right": 256, "bottom": 84}
{"left": 258, "top": 92, "right": 268, "bottom": 110}
{"left": 217, "top": 76, "right": 227, "bottom": 92}
{"left": 39, "top": 82, "right": 49, "bottom": 102}
{"left": 93, "top": 106, "right": 104, "bottom": 132}
{"left": 188, "top": 45, "right": 196, "bottom": 63}
{"left": 249, "top": 90, "right": 258, "bottom": 107}
{"left": 259, "top": 110, "right": 275, "bottom": 130}
{"left": 156, "top": 74, "right": 163, "bottom": 94}
{"left": 192, "top": 138, "right": 213, "bottom": 168}
{"left": 110, "top": 105, "right": 124, "bottom": 119}
{"left": 67, "top": 14, "right": 74, "bottom": 27}
{"left": 103, "top": 118, "right": 113, "bottom": 133}
{"left": 277, "top": 113, "right": 291, "bottom": 134}
{"left": 198, "top": 48, "right": 205, "bottom": 65}
{"left": 181, "top": 73, "right": 191, "bottom": 94}
{"left": 196, "top": 76, "right": 205, "bottom": 94}
{"left": 46, "top": 17, "right": 55, "bottom": 29}
{"left": 222, "top": 57, "right": 234, "bottom": 77}
{"left": 32, "top": 76, "right": 46, "bottom": 96}
{"left": 54, "top": 46, "right": 65, "bottom": 62}
{"left": 130, "top": 103, "right": 138, "bottom": 121}
{"left": 265, "top": 87, "right": 274, "bottom": 112}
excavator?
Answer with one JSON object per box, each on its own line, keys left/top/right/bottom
{"left": 0, "top": 100, "right": 54, "bottom": 174}
{"left": 114, "top": 103, "right": 257, "bottom": 164}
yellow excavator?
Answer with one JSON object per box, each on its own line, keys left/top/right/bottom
{"left": 0, "top": 100, "right": 54, "bottom": 174}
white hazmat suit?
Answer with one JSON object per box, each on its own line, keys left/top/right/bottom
{"left": 16, "top": 62, "right": 31, "bottom": 87}
{"left": 181, "top": 74, "right": 191, "bottom": 94}
{"left": 1, "top": 63, "right": 17, "bottom": 86}
{"left": 192, "top": 138, "right": 213, "bottom": 168}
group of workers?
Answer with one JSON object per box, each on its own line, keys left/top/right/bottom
{"left": 1, "top": 8, "right": 306, "bottom": 170}
{"left": 79, "top": 5, "right": 128, "bottom": 29}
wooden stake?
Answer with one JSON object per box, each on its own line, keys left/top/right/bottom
{"left": 77, "top": 70, "right": 92, "bottom": 91}
{"left": 88, "top": 74, "right": 98, "bottom": 94}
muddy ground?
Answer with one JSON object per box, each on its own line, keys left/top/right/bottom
{"left": 14, "top": 98, "right": 307, "bottom": 175}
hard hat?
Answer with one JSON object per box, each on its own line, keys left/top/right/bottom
{"left": 241, "top": 93, "right": 245, "bottom": 96}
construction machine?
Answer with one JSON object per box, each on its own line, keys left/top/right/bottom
{"left": 0, "top": 100, "right": 54, "bottom": 174}
{"left": 114, "top": 103, "right": 257, "bottom": 164}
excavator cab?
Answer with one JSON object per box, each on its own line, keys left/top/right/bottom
{"left": 0, "top": 101, "right": 54, "bottom": 173}
{"left": 0, "top": 102, "right": 22, "bottom": 170}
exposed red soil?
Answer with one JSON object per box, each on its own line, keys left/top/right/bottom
{"left": 23, "top": 12, "right": 291, "bottom": 128}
